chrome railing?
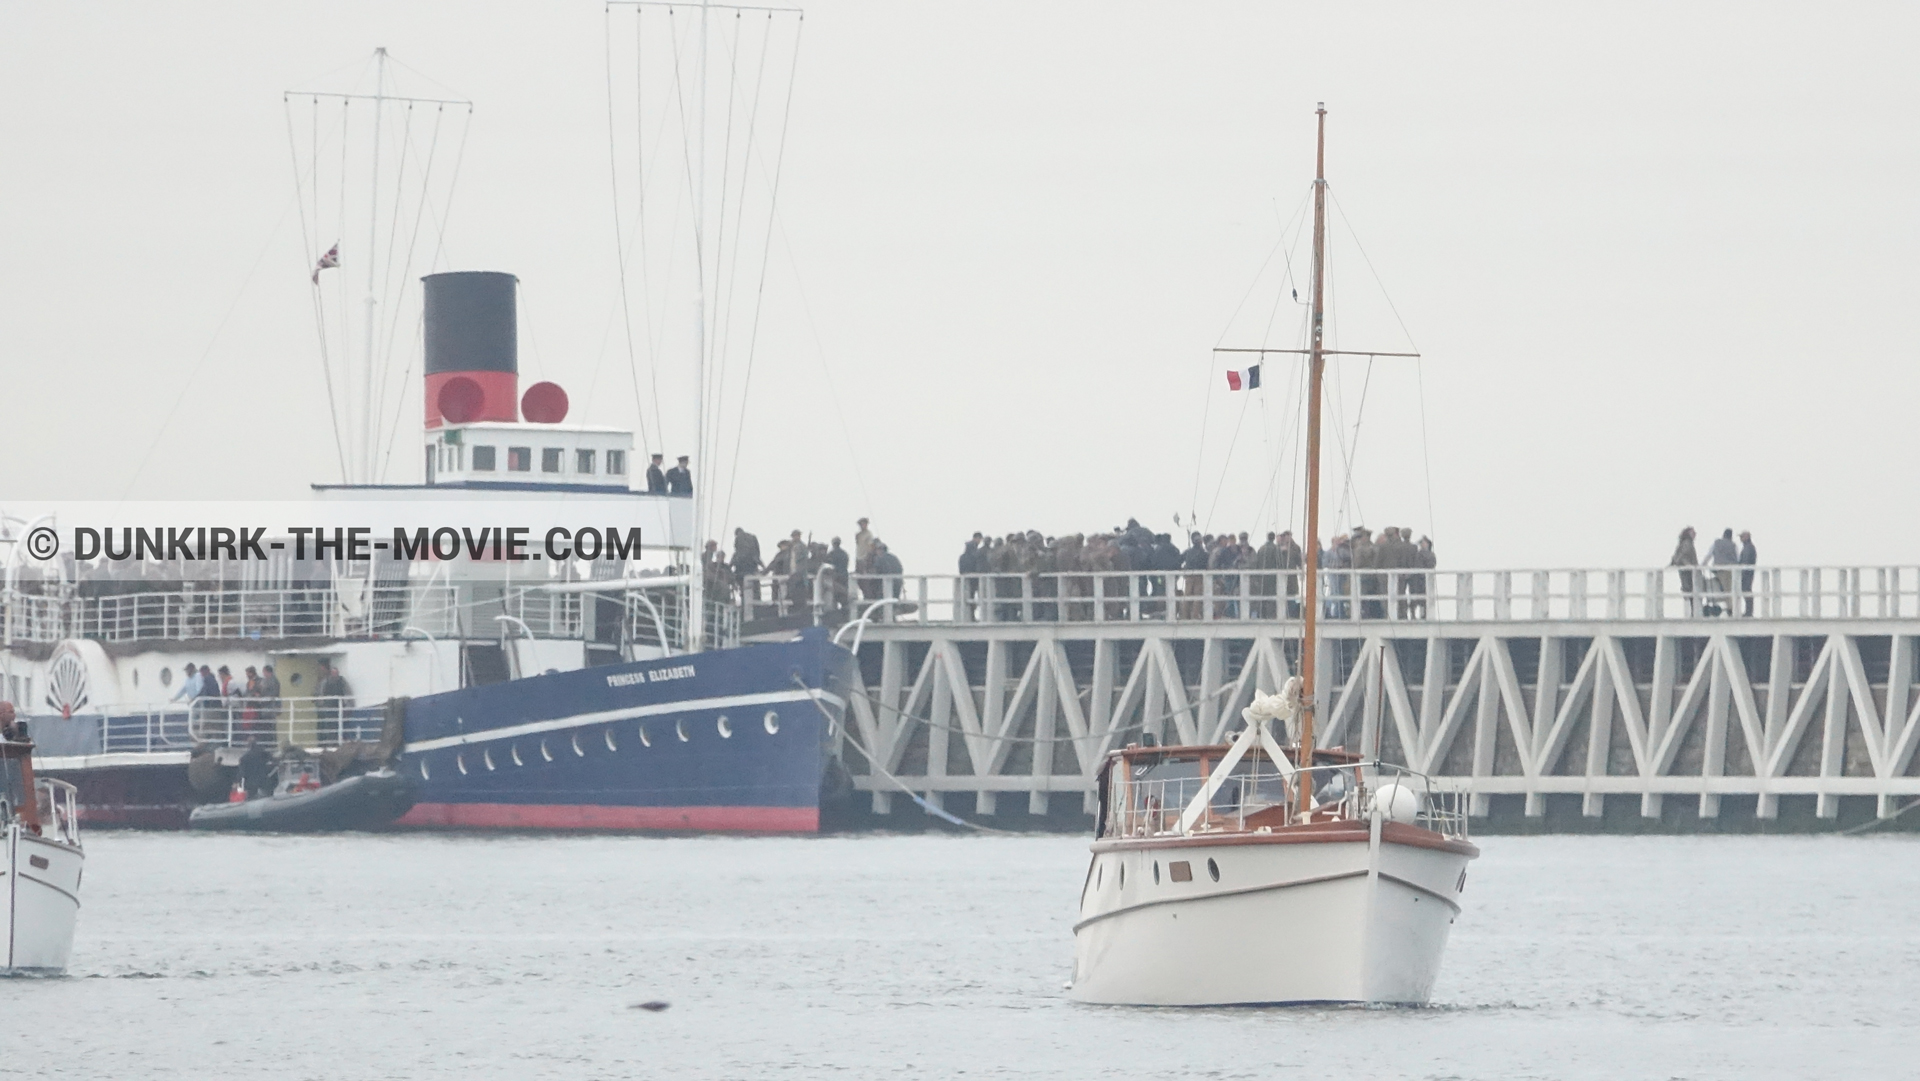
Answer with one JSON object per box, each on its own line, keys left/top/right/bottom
{"left": 33, "top": 777, "right": 79, "bottom": 846}
{"left": 736, "top": 566, "right": 1920, "bottom": 627}
{"left": 1108, "top": 759, "right": 1469, "bottom": 842}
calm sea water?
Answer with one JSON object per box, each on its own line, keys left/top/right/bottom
{"left": 5, "top": 830, "right": 1916, "bottom": 1080}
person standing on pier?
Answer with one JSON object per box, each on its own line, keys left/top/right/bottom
{"left": 1352, "top": 527, "right": 1384, "bottom": 620}
{"left": 854, "top": 519, "right": 875, "bottom": 572}
{"left": 1670, "top": 527, "right": 1701, "bottom": 617}
{"left": 1704, "top": 528, "right": 1739, "bottom": 616}
{"left": 1277, "top": 530, "right": 1304, "bottom": 618}
{"left": 1412, "top": 535, "right": 1436, "bottom": 619}
{"left": 1326, "top": 534, "right": 1354, "bottom": 620}
{"left": 646, "top": 453, "right": 668, "bottom": 494}
{"left": 1739, "top": 531, "right": 1758, "bottom": 617}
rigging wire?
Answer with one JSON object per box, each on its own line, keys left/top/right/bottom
{"left": 373, "top": 103, "right": 465, "bottom": 481}
{"left": 118, "top": 194, "right": 303, "bottom": 500}
{"left": 1328, "top": 187, "right": 1438, "bottom": 539}
{"left": 722, "top": 12, "right": 806, "bottom": 534}
{"left": 702, "top": 11, "right": 747, "bottom": 503}
{"left": 605, "top": 6, "right": 658, "bottom": 457}
{"left": 1190, "top": 191, "right": 1313, "bottom": 533}
{"left": 375, "top": 104, "right": 472, "bottom": 482}
{"left": 285, "top": 94, "right": 349, "bottom": 483}
{"left": 711, "top": 12, "right": 784, "bottom": 537}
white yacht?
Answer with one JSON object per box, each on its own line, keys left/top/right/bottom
{"left": 1069, "top": 104, "right": 1479, "bottom": 1007}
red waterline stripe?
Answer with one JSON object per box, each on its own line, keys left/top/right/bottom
{"left": 396, "top": 803, "right": 819, "bottom": 832}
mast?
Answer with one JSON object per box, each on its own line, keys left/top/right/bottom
{"left": 1297, "top": 102, "right": 1328, "bottom": 814}
{"left": 364, "top": 47, "right": 387, "bottom": 483}
{"left": 688, "top": 2, "right": 710, "bottom": 652}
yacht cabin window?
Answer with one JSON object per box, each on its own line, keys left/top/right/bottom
{"left": 507, "top": 447, "right": 531, "bottom": 472}
{"left": 576, "top": 449, "right": 596, "bottom": 474}
{"left": 472, "top": 446, "right": 497, "bottom": 472}
{"left": 541, "top": 448, "right": 563, "bottom": 473}
{"left": 607, "top": 449, "right": 627, "bottom": 476}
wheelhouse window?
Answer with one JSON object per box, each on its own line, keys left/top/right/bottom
{"left": 507, "top": 447, "right": 531, "bottom": 472}
{"left": 472, "top": 445, "right": 497, "bottom": 472}
{"left": 542, "top": 448, "right": 563, "bottom": 473}
{"left": 576, "top": 449, "right": 596, "bottom": 474}
{"left": 606, "top": 449, "right": 627, "bottom": 476}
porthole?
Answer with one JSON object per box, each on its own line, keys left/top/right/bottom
{"left": 763, "top": 710, "right": 780, "bottom": 735}
{"left": 1207, "top": 858, "right": 1220, "bottom": 882}
{"left": 483, "top": 749, "right": 495, "bottom": 771}
{"left": 1119, "top": 864, "right": 1126, "bottom": 888}
{"left": 132, "top": 669, "right": 140, "bottom": 687}
{"left": 605, "top": 728, "right": 619, "bottom": 752}
{"left": 1152, "top": 861, "right": 1160, "bottom": 885}
{"left": 571, "top": 733, "right": 585, "bottom": 757}
{"left": 540, "top": 740, "right": 553, "bottom": 763}
{"left": 717, "top": 715, "right": 732, "bottom": 739}
{"left": 159, "top": 667, "right": 173, "bottom": 687}
{"left": 675, "top": 718, "right": 689, "bottom": 742}
{"left": 456, "top": 753, "right": 468, "bottom": 776}
{"left": 638, "top": 724, "right": 651, "bottom": 748}
{"left": 419, "top": 758, "right": 431, "bottom": 780}
{"left": 1096, "top": 864, "right": 1103, "bottom": 888}
{"left": 511, "top": 744, "right": 524, "bottom": 767}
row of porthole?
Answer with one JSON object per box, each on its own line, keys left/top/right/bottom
{"left": 1095, "top": 856, "right": 1222, "bottom": 891}
{"left": 421, "top": 709, "right": 795, "bottom": 780}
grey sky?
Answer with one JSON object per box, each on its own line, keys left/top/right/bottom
{"left": 2, "top": 2, "right": 1914, "bottom": 571}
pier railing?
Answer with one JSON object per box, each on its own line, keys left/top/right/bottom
{"left": 737, "top": 566, "right": 1920, "bottom": 628}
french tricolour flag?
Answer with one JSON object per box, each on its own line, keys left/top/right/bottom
{"left": 1225, "top": 363, "right": 1261, "bottom": 391}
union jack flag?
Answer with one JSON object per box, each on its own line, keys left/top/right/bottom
{"left": 311, "top": 243, "right": 340, "bottom": 285}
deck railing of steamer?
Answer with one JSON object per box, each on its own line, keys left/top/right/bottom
{"left": 186, "top": 696, "right": 383, "bottom": 748}
{"left": 738, "top": 566, "right": 1920, "bottom": 627}
{"left": 1109, "top": 761, "right": 1468, "bottom": 842}
{"left": 0, "top": 583, "right": 602, "bottom": 645}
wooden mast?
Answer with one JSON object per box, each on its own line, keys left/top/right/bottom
{"left": 1297, "top": 103, "right": 1328, "bottom": 814}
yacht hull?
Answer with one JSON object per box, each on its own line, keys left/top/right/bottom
{"left": 4, "top": 825, "right": 82, "bottom": 974}
{"left": 1070, "top": 824, "right": 1472, "bottom": 1006}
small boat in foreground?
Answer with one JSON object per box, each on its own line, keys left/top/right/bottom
{"left": 1068, "top": 104, "right": 1479, "bottom": 1007}
{"left": 2, "top": 707, "right": 84, "bottom": 974}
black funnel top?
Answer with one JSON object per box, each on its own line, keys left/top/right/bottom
{"left": 424, "top": 271, "right": 518, "bottom": 375}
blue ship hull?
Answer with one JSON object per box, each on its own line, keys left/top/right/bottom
{"left": 396, "top": 629, "right": 854, "bottom": 832}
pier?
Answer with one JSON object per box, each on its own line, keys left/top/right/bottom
{"left": 815, "top": 567, "right": 1920, "bottom": 830}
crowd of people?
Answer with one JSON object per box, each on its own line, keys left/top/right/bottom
{"left": 1668, "top": 527, "right": 1759, "bottom": 617}
{"left": 705, "top": 518, "right": 904, "bottom": 617}
{"left": 701, "top": 515, "right": 1443, "bottom": 623}
{"left": 952, "top": 520, "right": 1437, "bottom": 621}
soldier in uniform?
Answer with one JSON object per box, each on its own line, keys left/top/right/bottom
{"left": 1352, "top": 527, "right": 1384, "bottom": 620}
{"left": 1324, "top": 534, "right": 1353, "bottom": 620}
{"left": 665, "top": 455, "right": 693, "bottom": 495}
{"left": 1275, "top": 530, "right": 1304, "bottom": 619}
{"left": 646, "top": 453, "right": 667, "bottom": 494}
